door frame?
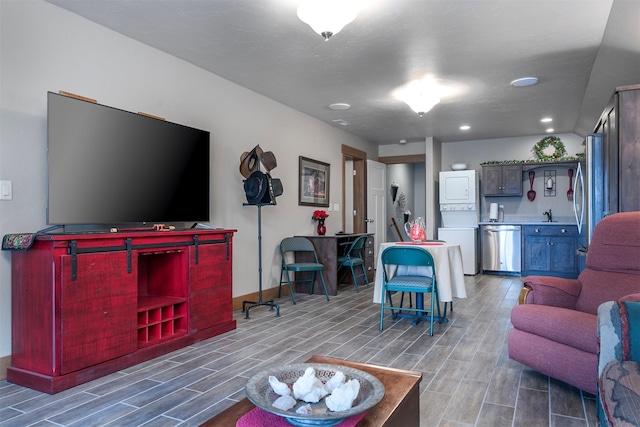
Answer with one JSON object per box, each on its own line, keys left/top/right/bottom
{"left": 342, "top": 145, "right": 367, "bottom": 234}
{"left": 378, "top": 154, "right": 425, "bottom": 165}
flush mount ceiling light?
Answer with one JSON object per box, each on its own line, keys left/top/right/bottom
{"left": 394, "top": 78, "right": 440, "bottom": 117}
{"left": 511, "top": 77, "right": 539, "bottom": 87}
{"left": 393, "top": 76, "right": 465, "bottom": 118}
{"left": 405, "top": 95, "right": 440, "bottom": 118}
{"left": 460, "top": 125, "right": 471, "bottom": 130}
{"left": 297, "top": 0, "right": 360, "bottom": 41}
{"left": 541, "top": 117, "right": 553, "bottom": 122}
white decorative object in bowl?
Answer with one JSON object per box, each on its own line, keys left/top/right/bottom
{"left": 245, "top": 363, "right": 385, "bottom": 426}
{"left": 450, "top": 163, "right": 468, "bottom": 171}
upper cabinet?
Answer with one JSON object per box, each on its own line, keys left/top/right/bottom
{"left": 482, "top": 164, "right": 523, "bottom": 196}
{"left": 594, "top": 84, "right": 640, "bottom": 213}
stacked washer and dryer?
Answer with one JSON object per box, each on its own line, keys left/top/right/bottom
{"left": 437, "top": 170, "right": 480, "bottom": 275}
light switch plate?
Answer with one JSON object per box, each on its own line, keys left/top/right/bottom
{"left": 333, "top": 203, "right": 339, "bottom": 212}
{"left": 0, "top": 180, "right": 12, "bottom": 200}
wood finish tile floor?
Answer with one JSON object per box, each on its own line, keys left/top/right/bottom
{"left": 0, "top": 274, "right": 597, "bottom": 426}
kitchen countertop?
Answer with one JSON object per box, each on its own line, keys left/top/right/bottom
{"left": 479, "top": 221, "right": 577, "bottom": 226}
{"left": 479, "top": 216, "right": 577, "bottom": 226}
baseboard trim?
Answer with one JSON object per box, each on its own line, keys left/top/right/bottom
{"left": 232, "top": 287, "right": 289, "bottom": 311}
{"left": 0, "top": 355, "right": 10, "bottom": 381}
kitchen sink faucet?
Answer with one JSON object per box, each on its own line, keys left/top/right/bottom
{"left": 543, "top": 209, "right": 553, "bottom": 222}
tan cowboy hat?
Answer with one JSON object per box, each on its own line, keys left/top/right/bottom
{"left": 239, "top": 145, "right": 264, "bottom": 178}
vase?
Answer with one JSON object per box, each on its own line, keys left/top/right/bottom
{"left": 316, "top": 219, "right": 326, "bottom": 235}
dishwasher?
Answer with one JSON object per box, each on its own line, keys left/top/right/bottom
{"left": 482, "top": 224, "right": 521, "bottom": 275}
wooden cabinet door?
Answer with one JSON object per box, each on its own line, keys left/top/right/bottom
{"left": 60, "top": 252, "right": 137, "bottom": 374}
{"left": 597, "top": 104, "right": 617, "bottom": 215}
{"left": 524, "top": 235, "right": 550, "bottom": 272}
{"left": 618, "top": 88, "right": 640, "bottom": 212}
{"left": 502, "top": 165, "right": 523, "bottom": 196}
{"left": 523, "top": 226, "right": 578, "bottom": 278}
{"left": 189, "top": 243, "right": 232, "bottom": 332}
{"left": 549, "top": 236, "right": 577, "bottom": 274}
{"left": 482, "top": 165, "right": 522, "bottom": 196}
{"left": 482, "top": 166, "right": 502, "bottom": 196}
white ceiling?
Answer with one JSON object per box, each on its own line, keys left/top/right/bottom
{"left": 46, "top": 0, "right": 640, "bottom": 145}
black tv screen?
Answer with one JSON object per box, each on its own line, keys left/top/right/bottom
{"left": 47, "top": 92, "right": 210, "bottom": 226}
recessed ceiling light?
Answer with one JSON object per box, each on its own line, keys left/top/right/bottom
{"left": 541, "top": 117, "right": 553, "bottom": 123}
{"left": 399, "top": 139, "right": 407, "bottom": 144}
{"left": 546, "top": 128, "right": 554, "bottom": 133}
{"left": 459, "top": 125, "right": 470, "bottom": 130}
{"left": 329, "top": 103, "right": 351, "bottom": 111}
{"left": 511, "top": 77, "right": 539, "bottom": 87}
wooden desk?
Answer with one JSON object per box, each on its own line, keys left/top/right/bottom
{"left": 295, "top": 234, "right": 374, "bottom": 296}
{"left": 200, "top": 355, "right": 422, "bottom": 427}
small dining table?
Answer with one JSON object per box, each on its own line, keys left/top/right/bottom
{"left": 373, "top": 241, "right": 467, "bottom": 322}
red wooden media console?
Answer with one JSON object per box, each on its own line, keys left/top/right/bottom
{"left": 8, "top": 229, "right": 236, "bottom": 393}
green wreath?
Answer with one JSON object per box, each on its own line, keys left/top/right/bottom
{"left": 533, "top": 136, "right": 566, "bottom": 161}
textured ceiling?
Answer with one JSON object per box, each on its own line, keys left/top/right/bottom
{"left": 46, "top": 0, "right": 640, "bottom": 145}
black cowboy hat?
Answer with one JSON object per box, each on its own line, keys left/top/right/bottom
{"left": 244, "top": 171, "right": 283, "bottom": 205}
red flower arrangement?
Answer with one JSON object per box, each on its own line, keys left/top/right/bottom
{"left": 312, "top": 210, "right": 329, "bottom": 220}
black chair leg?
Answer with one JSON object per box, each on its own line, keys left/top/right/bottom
{"left": 337, "top": 267, "right": 348, "bottom": 285}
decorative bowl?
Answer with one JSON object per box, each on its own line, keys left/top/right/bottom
{"left": 245, "top": 363, "right": 385, "bottom": 426}
{"left": 450, "top": 163, "right": 468, "bottom": 171}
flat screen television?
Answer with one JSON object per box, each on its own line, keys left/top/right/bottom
{"left": 47, "top": 92, "right": 210, "bottom": 228}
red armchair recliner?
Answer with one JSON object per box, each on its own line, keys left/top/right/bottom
{"left": 508, "top": 211, "right": 640, "bottom": 394}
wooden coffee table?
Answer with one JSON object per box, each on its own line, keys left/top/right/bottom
{"left": 200, "top": 355, "right": 422, "bottom": 426}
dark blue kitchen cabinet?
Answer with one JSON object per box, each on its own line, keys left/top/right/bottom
{"left": 522, "top": 225, "right": 578, "bottom": 278}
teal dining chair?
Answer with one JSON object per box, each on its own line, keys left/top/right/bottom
{"left": 278, "top": 237, "right": 329, "bottom": 304}
{"left": 399, "top": 240, "right": 448, "bottom": 312}
{"left": 379, "top": 246, "right": 441, "bottom": 335}
{"left": 337, "top": 235, "right": 370, "bottom": 292}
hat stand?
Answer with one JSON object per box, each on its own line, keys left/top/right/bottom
{"left": 242, "top": 162, "right": 280, "bottom": 319}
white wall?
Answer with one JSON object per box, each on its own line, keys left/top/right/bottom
{"left": 441, "top": 133, "right": 583, "bottom": 172}
{"left": 425, "top": 137, "right": 443, "bottom": 239}
{"left": 413, "top": 163, "right": 426, "bottom": 221}
{"left": 0, "top": 0, "right": 377, "bottom": 359}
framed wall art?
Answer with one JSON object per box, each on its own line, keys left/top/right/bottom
{"left": 298, "top": 156, "right": 330, "bottom": 207}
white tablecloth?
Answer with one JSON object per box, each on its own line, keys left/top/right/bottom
{"left": 373, "top": 242, "right": 467, "bottom": 304}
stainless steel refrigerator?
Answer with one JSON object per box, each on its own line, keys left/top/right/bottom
{"left": 573, "top": 133, "right": 605, "bottom": 271}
